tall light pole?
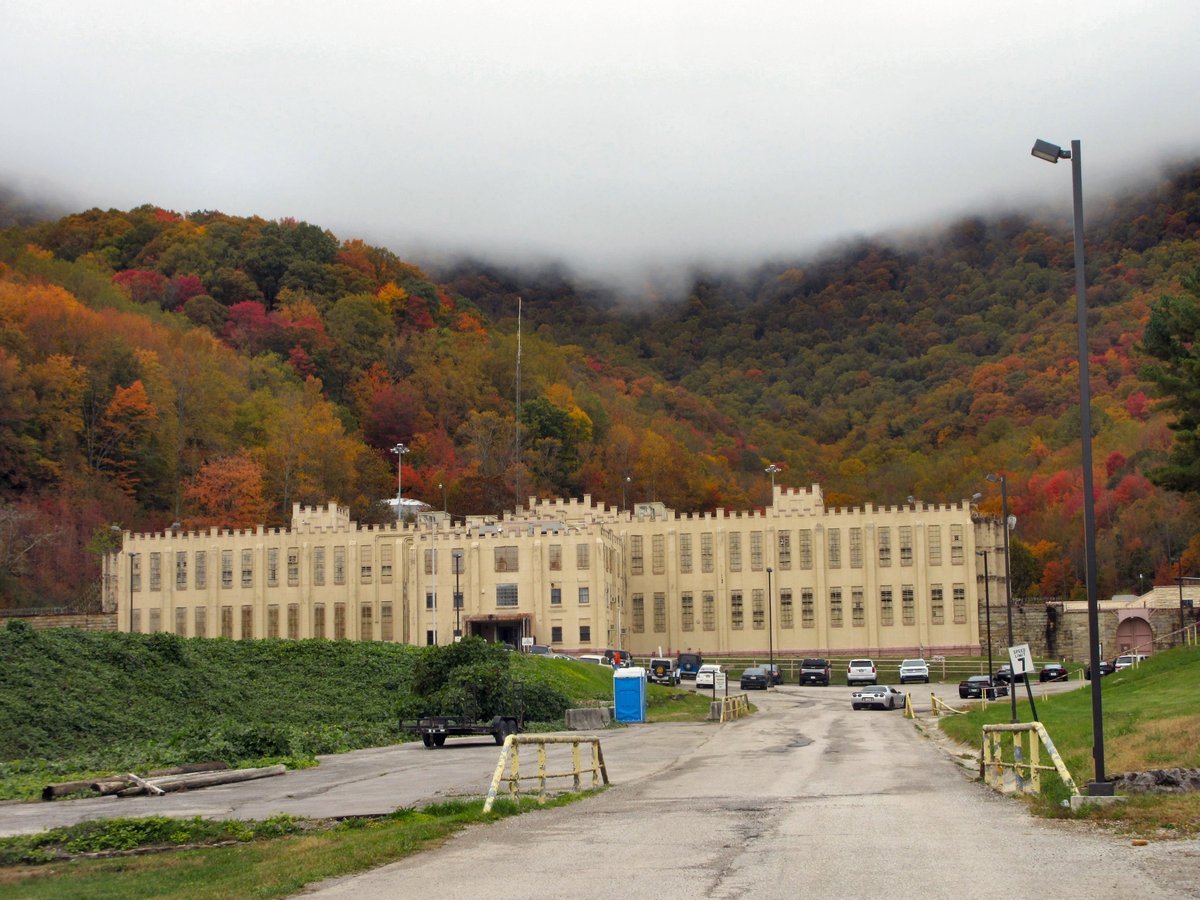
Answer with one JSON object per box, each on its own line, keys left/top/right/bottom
{"left": 453, "top": 550, "right": 464, "bottom": 640}
{"left": 622, "top": 475, "right": 630, "bottom": 512}
{"left": 390, "top": 443, "right": 409, "bottom": 521}
{"left": 1032, "top": 137, "right": 1108, "bottom": 795}
{"left": 439, "top": 482, "right": 447, "bottom": 514}
{"left": 765, "top": 464, "right": 781, "bottom": 496}
{"left": 976, "top": 550, "right": 994, "bottom": 683}
{"left": 767, "top": 566, "right": 775, "bottom": 688}
{"left": 986, "top": 472, "right": 1017, "bottom": 723}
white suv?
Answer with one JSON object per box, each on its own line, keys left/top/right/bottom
{"left": 846, "top": 659, "right": 877, "bottom": 686}
{"left": 898, "top": 659, "right": 930, "bottom": 684}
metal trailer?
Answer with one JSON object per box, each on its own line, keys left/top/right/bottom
{"left": 401, "top": 683, "right": 525, "bottom": 749}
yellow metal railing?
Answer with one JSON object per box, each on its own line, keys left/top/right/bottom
{"left": 930, "top": 694, "right": 965, "bottom": 716}
{"left": 483, "top": 735, "right": 609, "bottom": 812}
{"left": 981, "top": 722, "right": 1079, "bottom": 797}
{"left": 719, "top": 693, "right": 751, "bottom": 721}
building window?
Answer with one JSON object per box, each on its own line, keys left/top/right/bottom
{"left": 900, "top": 526, "right": 913, "bottom": 566}
{"left": 630, "top": 535, "right": 643, "bottom": 574}
{"left": 852, "top": 588, "right": 865, "bottom": 627}
{"left": 176, "top": 551, "right": 188, "bottom": 589}
{"left": 681, "top": 592, "right": 694, "bottom": 631}
{"left": 902, "top": 586, "right": 915, "bottom": 625}
{"left": 130, "top": 555, "right": 142, "bottom": 592}
{"left": 780, "top": 589, "right": 794, "bottom": 628}
{"left": 220, "top": 606, "right": 233, "bottom": 638}
{"left": 752, "top": 589, "right": 765, "bottom": 629}
{"left": 778, "top": 531, "right": 791, "bottom": 570}
{"left": 241, "top": 549, "right": 253, "bottom": 588}
{"left": 334, "top": 547, "right": 345, "bottom": 585}
{"left": 827, "top": 529, "right": 841, "bottom": 569}
{"left": 849, "top": 528, "right": 862, "bottom": 569}
{"left": 798, "top": 530, "right": 813, "bottom": 570}
{"left": 576, "top": 544, "right": 589, "bottom": 569}
{"left": 334, "top": 603, "right": 346, "bottom": 640}
{"left": 149, "top": 552, "right": 161, "bottom": 591}
{"left": 881, "top": 587, "right": 894, "bottom": 626}
{"left": 653, "top": 593, "right": 666, "bottom": 632}
{"left": 426, "top": 629, "right": 435, "bottom": 646}
{"left": 288, "top": 603, "right": 299, "bottom": 639}
{"left": 313, "top": 546, "right": 325, "bottom": 586}
{"left": 195, "top": 551, "right": 206, "bottom": 589}
{"left": 267, "top": 548, "right": 279, "bottom": 587}
{"left": 381, "top": 603, "right": 394, "bottom": 641}
{"left": 578, "top": 586, "right": 590, "bottom": 605}
{"left": 701, "top": 533, "right": 714, "bottom": 573}
{"left": 680, "top": 534, "right": 692, "bottom": 573}
{"left": 194, "top": 607, "right": 206, "bottom": 638}
{"left": 931, "top": 585, "right": 944, "bottom": 624}
{"left": 551, "top": 625, "right": 563, "bottom": 643}
{"left": 632, "top": 594, "right": 645, "bottom": 632}
{"left": 950, "top": 525, "right": 964, "bottom": 564}
{"left": 175, "top": 607, "right": 187, "bottom": 636}
{"left": 267, "top": 604, "right": 279, "bottom": 638}
{"left": 750, "top": 531, "right": 763, "bottom": 571}
{"left": 652, "top": 534, "right": 665, "bottom": 574}
{"left": 953, "top": 584, "right": 967, "bottom": 623}
{"left": 240, "top": 604, "right": 252, "bottom": 639}
{"left": 495, "top": 545, "right": 519, "bottom": 572}
{"left": 878, "top": 528, "right": 891, "bottom": 567}
{"left": 549, "top": 544, "right": 562, "bottom": 571}
{"left": 425, "top": 591, "right": 434, "bottom": 611}
{"left": 496, "top": 584, "right": 518, "bottom": 607}
{"left": 381, "top": 544, "right": 393, "bottom": 583}
{"left": 551, "top": 586, "right": 562, "bottom": 606}
{"left": 452, "top": 550, "right": 465, "bottom": 575}
{"left": 731, "top": 591, "right": 743, "bottom": 630}
{"left": 361, "top": 606, "right": 373, "bottom": 641}
{"left": 288, "top": 547, "right": 299, "bottom": 586}
{"left": 148, "top": 608, "right": 161, "bottom": 632}
{"left": 801, "top": 589, "right": 814, "bottom": 628}
{"left": 360, "top": 545, "right": 373, "bottom": 583}
{"left": 830, "top": 588, "right": 843, "bottom": 627}
{"left": 314, "top": 604, "right": 325, "bottom": 639}
{"left": 728, "top": 533, "right": 742, "bottom": 572}
{"left": 579, "top": 624, "right": 591, "bottom": 643}
{"left": 222, "top": 550, "right": 233, "bottom": 589}
{"left": 928, "top": 526, "right": 942, "bottom": 566}
{"left": 702, "top": 592, "right": 716, "bottom": 631}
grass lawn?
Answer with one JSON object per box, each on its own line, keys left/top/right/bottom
{"left": 939, "top": 644, "right": 1200, "bottom": 836}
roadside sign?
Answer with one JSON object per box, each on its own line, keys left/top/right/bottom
{"left": 714, "top": 672, "right": 727, "bottom": 691}
{"left": 1008, "top": 643, "right": 1034, "bottom": 676}
{"left": 521, "top": 637, "right": 533, "bottom": 649}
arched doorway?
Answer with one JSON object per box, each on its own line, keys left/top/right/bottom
{"left": 1115, "top": 616, "right": 1153, "bottom": 655}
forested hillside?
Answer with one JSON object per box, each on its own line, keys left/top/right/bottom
{"left": 1, "top": 162, "right": 1199, "bottom": 609}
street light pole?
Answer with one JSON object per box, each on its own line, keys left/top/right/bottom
{"left": 986, "top": 472, "right": 1018, "bottom": 723}
{"left": 977, "top": 550, "right": 993, "bottom": 681}
{"left": 765, "top": 464, "right": 781, "bottom": 497}
{"left": 622, "top": 475, "right": 630, "bottom": 512}
{"left": 1032, "top": 137, "right": 1108, "bottom": 795}
{"left": 390, "top": 443, "right": 409, "bottom": 521}
{"left": 767, "top": 566, "right": 774, "bottom": 689}
{"left": 453, "top": 550, "right": 463, "bottom": 640}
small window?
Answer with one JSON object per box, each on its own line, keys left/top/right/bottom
{"left": 579, "top": 624, "right": 591, "bottom": 643}
{"left": 578, "top": 586, "right": 590, "bottom": 605}
{"left": 497, "top": 584, "right": 518, "bottom": 607}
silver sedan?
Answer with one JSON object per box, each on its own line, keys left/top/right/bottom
{"left": 851, "top": 685, "right": 907, "bottom": 710}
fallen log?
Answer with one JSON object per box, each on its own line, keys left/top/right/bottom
{"left": 46, "top": 762, "right": 233, "bottom": 800}
{"left": 92, "top": 777, "right": 135, "bottom": 796}
{"left": 41, "top": 779, "right": 100, "bottom": 801}
{"left": 148, "top": 761, "right": 229, "bottom": 777}
{"left": 116, "top": 764, "right": 287, "bottom": 797}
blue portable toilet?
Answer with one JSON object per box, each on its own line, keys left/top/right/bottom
{"left": 613, "top": 666, "right": 647, "bottom": 723}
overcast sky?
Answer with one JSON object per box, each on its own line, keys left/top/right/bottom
{"left": 4, "top": 1, "right": 1200, "bottom": 289}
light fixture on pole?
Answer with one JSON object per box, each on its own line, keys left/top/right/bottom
{"left": 985, "top": 472, "right": 1017, "bottom": 723}
{"left": 622, "top": 475, "right": 631, "bottom": 512}
{"left": 453, "top": 549, "right": 464, "bottom": 640}
{"left": 976, "top": 549, "right": 994, "bottom": 684}
{"left": 766, "top": 566, "right": 775, "bottom": 689}
{"left": 390, "top": 443, "right": 409, "bottom": 520}
{"left": 1032, "top": 136, "right": 1108, "bottom": 796}
{"left": 765, "top": 464, "right": 781, "bottom": 495}
{"left": 439, "top": 482, "right": 447, "bottom": 514}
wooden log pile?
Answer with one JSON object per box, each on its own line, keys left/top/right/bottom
{"left": 41, "top": 761, "right": 286, "bottom": 800}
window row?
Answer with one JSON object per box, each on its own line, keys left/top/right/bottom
{"left": 130, "top": 602, "right": 394, "bottom": 641}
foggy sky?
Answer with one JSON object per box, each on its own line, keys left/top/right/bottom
{"left": 4, "top": 1, "right": 1199, "bottom": 288}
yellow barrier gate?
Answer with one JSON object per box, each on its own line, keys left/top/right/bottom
{"left": 719, "top": 693, "right": 751, "bottom": 721}
{"left": 483, "top": 735, "right": 609, "bottom": 812}
{"left": 930, "top": 694, "right": 965, "bottom": 716}
{"left": 981, "top": 722, "right": 1079, "bottom": 797}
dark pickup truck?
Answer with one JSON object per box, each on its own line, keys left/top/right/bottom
{"left": 799, "top": 657, "right": 831, "bottom": 686}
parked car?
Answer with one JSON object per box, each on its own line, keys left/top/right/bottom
{"left": 851, "top": 685, "right": 907, "bottom": 710}
{"left": 740, "top": 666, "right": 770, "bottom": 690}
{"left": 647, "top": 657, "right": 681, "bottom": 685}
{"left": 1039, "top": 662, "right": 1069, "bottom": 682}
{"left": 799, "top": 657, "right": 831, "bottom": 686}
{"left": 846, "top": 658, "right": 877, "bottom": 686}
{"left": 1113, "top": 653, "right": 1148, "bottom": 670}
{"left": 1085, "top": 660, "right": 1117, "bottom": 679}
{"left": 677, "top": 652, "right": 704, "bottom": 680}
{"left": 993, "top": 664, "right": 1028, "bottom": 685}
{"left": 898, "top": 659, "right": 930, "bottom": 684}
{"left": 575, "top": 654, "right": 610, "bottom": 666}
{"left": 695, "top": 663, "right": 723, "bottom": 689}
{"left": 958, "top": 675, "right": 1008, "bottom": 700}
{"left": 603, "top": 648, "right": 634, "bottom": 668}
{"left": 762, "top": 663, "right": 783, "bottom": 686}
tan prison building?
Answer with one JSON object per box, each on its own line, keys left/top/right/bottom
{"left": 105, "top": 485, "right": 1006, "bottom": 659}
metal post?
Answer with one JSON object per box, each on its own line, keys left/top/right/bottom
{"left": 977, "top": 550, "right": 993, "bottom": 681}
{"left": 767, "top": 566, "right": 775, "bottom": 688}
{"left": 1179, "top": 558, "right": 1186, "bottom": 635}
{"left": 129, "top": 551, "right": 136, "bottom": 633}
{"left": 453, "top": 550, "right": 463, "bottom": 640}
{"left": 1000, "top": 475, "right": 1017, "bottom": 724}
